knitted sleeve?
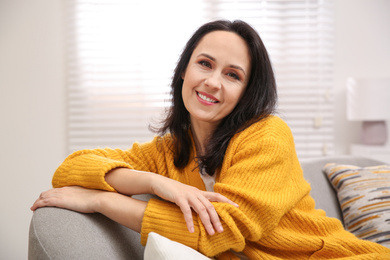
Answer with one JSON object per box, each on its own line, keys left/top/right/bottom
{"left": 140, "top": 116, "right": 311, "bottom": 257}
{"left": 51, "top": 135, "right": 171, "bottom": 191}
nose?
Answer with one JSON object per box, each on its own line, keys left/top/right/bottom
{"left": 204, "top": 72, "right": 222, "bottom": 90}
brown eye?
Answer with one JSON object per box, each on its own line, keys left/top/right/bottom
{"left": 199, "top": 60, "right": 212, "bottom": 68}
{"left": 227, "top": 72, "right": 240, "bottom": 80}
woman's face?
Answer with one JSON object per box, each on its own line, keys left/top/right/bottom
{"left": 182, "top": 30, "right": 251, "bottom": 129}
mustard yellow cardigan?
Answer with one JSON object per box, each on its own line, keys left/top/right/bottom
{"left": 52, "top": 116, "right": 390, "bottom": 259}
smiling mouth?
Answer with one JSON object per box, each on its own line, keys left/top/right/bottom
{"left": 196, "top": 91, "right": 219, "bottom": 103}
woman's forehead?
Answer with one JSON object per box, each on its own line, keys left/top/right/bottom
{"left": 192, "top": 31, "right": 251, "bottom": 71}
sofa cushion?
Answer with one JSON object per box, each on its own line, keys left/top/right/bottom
{"left": 323, "top": 163, "right": 390, "bottom": 248}
{"left": 300, "top": 156, "right": 385, "bottom": 221}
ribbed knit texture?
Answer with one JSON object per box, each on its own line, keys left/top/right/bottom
{"left": 52, "top": 116, "right": 390, "bottom": 259}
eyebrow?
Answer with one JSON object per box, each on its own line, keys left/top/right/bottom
{"left": 197, "top": 53, "right": 247, "bottom": 76}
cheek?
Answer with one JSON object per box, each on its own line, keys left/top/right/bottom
{"left": 183, "top": 64, "right": 206, "bottom": 84}
{"left": 238, "top": 88, "right": 246, "bottom": 102}
{"left": 228, "top": 87, "right": 246, "bottom": 105}
{"left": 181, "top": 77, "right": 193, "bottom": 106}
{"left": 181, "top": 73, "right": 191, "bottom": 92}
{"left": 182, "top": 77, "right": 192, "bottom": 96}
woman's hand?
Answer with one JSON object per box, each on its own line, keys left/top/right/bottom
{"left": 30, "top": 186, "right": 103, "bottom": 213}
{"left": 31, "top": 186, "right": 147, "bottom": 232}
{"left": 149, "top": 174, "right": 239, "bottom": 236}
{"left": 105, "top": 168, "right": 239, "bottom": 235}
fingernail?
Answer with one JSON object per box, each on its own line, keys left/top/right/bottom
{"left": 218, "top": 225, "right": 224, "bottom": 233}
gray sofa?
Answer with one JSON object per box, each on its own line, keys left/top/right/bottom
{"left": 28, "top": 156, "right": 386, "bottom": 259}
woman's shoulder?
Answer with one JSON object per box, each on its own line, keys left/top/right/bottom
{"left": 254, "top": 114, "right": 288, "bottom": 126}
{"left": 227, "top": 115, "right": 295, "bottom": 153}
{"left": 225, "top": 115, "right": 296, "bottom": 164}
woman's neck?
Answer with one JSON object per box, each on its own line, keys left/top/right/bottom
{"left": 190, "top": 120, "right": 217, "bottom": 156}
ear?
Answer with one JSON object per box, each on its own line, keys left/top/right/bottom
{"left": 181, "top": 70, "right": 186, "bottom": 80}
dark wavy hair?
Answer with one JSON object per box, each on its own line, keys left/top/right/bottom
{"left": 154, "top": 20, "right": 277, "bottom": 176}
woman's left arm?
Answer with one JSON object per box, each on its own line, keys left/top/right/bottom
{"left": 31, "top": 186, "right": 147, "bottom": 232}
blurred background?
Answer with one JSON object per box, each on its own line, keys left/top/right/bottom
{"left": 1, "top": 0, "right": 389, "bottom": 259}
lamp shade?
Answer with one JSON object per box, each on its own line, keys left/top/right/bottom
{"left": 347, "top": 78, "right": 390, "bottom": 121}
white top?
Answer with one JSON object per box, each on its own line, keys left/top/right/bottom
{"left": 199, "top": 171, "right": 216, "bottom": 192}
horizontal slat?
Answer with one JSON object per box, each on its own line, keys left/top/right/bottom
{"left": 66, "top": 0, "right": 334, "bottom": 157}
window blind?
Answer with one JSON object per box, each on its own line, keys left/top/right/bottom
{"left": 65, "top": 0, "right": 334, "bottom": 159}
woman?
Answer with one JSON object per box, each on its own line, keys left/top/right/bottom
{"left": 31, "top": 20, "right": 390, "bottom": 259}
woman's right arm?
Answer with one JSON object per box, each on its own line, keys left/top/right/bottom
{"left": 105, "top": 167, "right": 237, "bottom": 235}
{"left": 104, "top": 168, "right": 154, "bottom": 195}
{"left": 50, "top": 142, "right": 238, "bottom": 235}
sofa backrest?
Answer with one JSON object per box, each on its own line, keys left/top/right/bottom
{"left": 300, "top": 155, "right": 385, "bottom": 222}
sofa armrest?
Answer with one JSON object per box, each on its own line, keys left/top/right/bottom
{"left": 28, "top": 194, "right": 157, "bottom": 260}
{"left": 29, "top": 207, "right": 143, "bottom": 259}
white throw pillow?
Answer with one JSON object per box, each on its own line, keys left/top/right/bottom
{"left": 144, "top": 232, "right": 212, "bottom": 260}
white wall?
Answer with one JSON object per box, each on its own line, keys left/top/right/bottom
{"left": 0, "top": 0, "right": 389, "bottom": 258}
{"left": 334, "top": 0, "right": 390, "bottom": 154}
{"left": 0, "top": 0, "right": 65, "bottom": 259}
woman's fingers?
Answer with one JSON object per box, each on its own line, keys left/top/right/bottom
{"left": 194, "top": 196, "right": 221, "bottom": 235}
{"left": 150, "top": 175, "right": 238, "bottom": 235}
{"left": 196, "top": 191, "right": 239, "bottom": 234}
{"left": 204, "top": 192, "right": 239, "bottom": 208}
{"left": 178, "top": 192, "right": 232, "bottom": 236}
{"left": 176, "top": 198, "right": 195, "bottom": 233}
{"left": 31, "top": 189, "right": 58, "bottom": 211}
{"left": 179, "top": 197, "right": 216, "bottom": 235}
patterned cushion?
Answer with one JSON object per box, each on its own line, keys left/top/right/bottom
{"left": 323, "top": 163, "right": 390, "bottom": 248}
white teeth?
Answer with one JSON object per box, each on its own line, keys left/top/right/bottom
{"left": 198, "top": 92, "right": 217, "bottom": 103}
